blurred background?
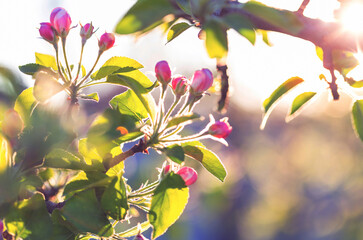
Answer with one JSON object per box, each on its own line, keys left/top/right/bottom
{"left": 1, "top": 0, "right": 363, "bottom": 239}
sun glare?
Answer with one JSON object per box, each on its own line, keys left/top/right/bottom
{"left": 340, "top": 2, "right": 363, "bottom": 33}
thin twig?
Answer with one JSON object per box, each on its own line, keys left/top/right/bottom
{"left": 297, "top": 0, "right": 310, "bottom": 14}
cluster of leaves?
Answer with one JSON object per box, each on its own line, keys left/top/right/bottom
{"left": 0, "top": 41, "right": 228, "bottom": 239}
{"left": 115, "top": 0, "right": 363, "bottom": 143}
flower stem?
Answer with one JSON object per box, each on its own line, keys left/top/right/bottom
{"left": 74, "top": 43, "right": 85, "bottom": 84}
{"left": 163, "top": 96, "right": 181, "bottom": 124}
{"left": 128, "top": 188, "right": 156, "bottom": 199}
{"left": 160, "top": 132, "right": 207, "bottom": 143}
{"left": 55, "top": 46, "right": 69, "bottom": 84}
{"left": 61, "top": 37, "right": 72, "bottom": 80}
{"left": 76, "top": 51, "right": 102, "bottom": 88}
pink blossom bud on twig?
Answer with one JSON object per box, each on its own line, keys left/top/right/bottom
{"left": 50, "top": 7, "right": 72, "bottom": 38}
{"left": 172, "top": 76, "right": 188, "bottom": 97}
{"left": 98, "top": 32, "right": 115, "bottom": 52}
{"left": 190, "top": 68, "right": 213, "bottom": 95}
{"left": 155, "top": 61, "right": 171, "bottom": 85}
{"left": 177, "top": 167, "right": 198, "bottom": 186}
{"left": 80, "top": 23, "right": 94, "bottom": 44}
{"left": 208, "top": 118, "right": 232, "bottom": 139}
{"left": 39, "top": 22, "right": 57, "bottom": 44}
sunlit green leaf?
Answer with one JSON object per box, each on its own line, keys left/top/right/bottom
{"left": 51, "top": 209, "right": 77, "bottom": 240}
{"left": 61, "top": 189, "right": 114, "bottom": 237}
{"left": 243, "top": 1, "right": 302, "bottom": 34}
{"left": 35, "top": 52, "right": 58, "bottom": 71}
{"left": 204, "top": 19, "right": 228, "bottom": 59}
{"left": 182, "top": 141, "right": 227, "bottom": 182}
{"left": 44, "top": 148, "right": 105, "bottom": 171}
{"left": 261, "top": 77, "right": 304, "bottom": 129}
{"left": 110, "top": 90, "right": 148, "bottom": 121}
{"left": 286, "top": 92, "right": 316, "bottom": 122}
{"left": 165, "top": 145, "right": 185, "bottom": 164}
{"left": 352, "top": 99, "right": 363, "bottom": 142}
{"left": 167, "top": 22, "right": 191, "bottom": 43}
{"left": 222, "top": 13, "right": 256, "bottom": 45}
{"left": 101, "top": 175, "right": 128, "bottom": 220}
{"left": 14, "top": 87, "right": 36, "bottom": 125}
{"left": 115, "top": 0, "right": 175, "bottom": 34}
{"left": 79, "top": 92, "right": 99, "bottom": 102}
{"left": 107, "top": 73, "right": 156, "bottom": 121}
{"left": 346, "top": 78, "right": 363, "bottom": 88}
{"left": 316, "top": 47, "right": 358, "bottom": 75}
{"left": 5, "top": 193, "right": 53, "bottom": 239}
{"left": 92, "top": 57, "right": 144, "bottom": 80}
{"left": 149, "top": 173, "right": 189, "bottom": 239}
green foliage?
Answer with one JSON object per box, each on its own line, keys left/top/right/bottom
{"left": 14, "top": 87, "right": 36, "bottom": 125}
{"left": 261, "top": 77, "right": 304, "bottom": 129}
{"left": 18, "top": 63, "right": 46, "bottom": 76}
{"left": 149, "top": 173, "right": 189, "bottom": 239}
{"left": 182, "top": 141, "right": 227, "bottom": 182}
{"left": 242, "top": 1, "right": 302, "bottom": 35}
{"left": 346, "top": 78, "right": 363, "bottom": 88}
{"left": 101, "top": 175, "right": 128, "bottom": 220}
{"left": 91, "top": 56, "right": 144, "bottom": 80}
{"left": 167, "top": 22, "right": 192, "bottom": 43}
{"left": 165, "top": 113, "right": 201, "bottom": 129}
{"left": 222, "top": 13, "right": 256, "bottom": 45}
{"left": 61, "top": 189, "right": 114, "bottom": 237}
{"left": 352, "top": 99, "right": 363, "bottom": 141}
{"left": 35, "top": 52, "right": 58, "bottom": 71}
{"left": 79, "top": 92, "right": 99, "bottom": 102}
{"left": 115, "top": 0, "right": 175, "bottom": 34}
{"left": 5, "top": 193, "right": 53, "bottom": 239}
{"left": 165, "top": 144, "right": 185, "bottom": 164}
{"left": 204, "top": 18, "right": 228, "bottom": 59}
{"left": 286, "top": 92, "right": 316, "bottom": 122}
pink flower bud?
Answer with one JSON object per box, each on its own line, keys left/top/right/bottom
{"left": 99, "top": 32, "right": 115, "bottom": 52}
{"left": 190, "top": 68, "right": 213, "bottom": 95}
{"left": 177, "top": 167, "right": 198, "bottom": 186}
{"left": 208, "top": 118, "right": 232, "bottom": 139}
{"left": 172, "top": 76, "right": 188, "bottom": 97}
{"left": 80, "top": 23, "right": 94, "bottom": 44}
{"left": 133, "top": 233, "right": 149, "bottom": 240}
{"left": 155, "top": 61, "right": 171, "bottom": 85}
{"left": 39, "top": 22, "right": 57, "bottom": 44}
{"left": 50, "top": 7, "right": 71, "bottom": 38}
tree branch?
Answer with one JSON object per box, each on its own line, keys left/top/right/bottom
{"left": 221, "top": 2, "right": 362, "bottom": 53}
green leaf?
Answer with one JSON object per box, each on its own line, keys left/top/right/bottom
{"left": 182, "top": 141, "right": 227, "bottom": 182}
{"left": 14, "top": 87, "right": 36, "bottom": 125}
{"left": 61, "top": 189, "right": 114, "bottom": 237}
{"left": 316, "top": 47, "right": 358, "bottom": 75}
{"left": 346, "top": 78, "right": 363, "bottom": 88}
{"left": 352, "top": 99, "right": 363, "bottom": 142}
{"left": 92, "top": 56, "right": 144, "bottom": 80}
{"left": 115, "top": 0, "right": 175, "bottom": 34}
{"left": 38, "top": 168, "right": 54, "bottom": 182}
{"left": 101, "top": 175, "right": 128, "bottom": 220}
{"left": 204, "top": 19, "right": 228, "bottom": 59}
{"left": 18, "top": 63, "right": 47, "bottom": 76}
{"left": 51, "top": 210, "right": 77, "bottom": 240}
{"left": 110, "top": 89, "right": 149, "bottom": 121}
{"left": 243, "top": 1, "right": 302, "bottom": 34}
{"left": 260, "top": 77, "right": 304, "bottom": 129}
{"left": 63, "top": 171, "right": 112, "bottom": 198}
{"left": 286, "top": 92, "right": 316, "bottom": 122}
{"left": 44, "top": 148, "right": 105, "bottom": 171}
{"left": 222, "top": 13, "right": 256, "bottom": 45}
{"left": 165, "top": 113, "right": 202, "bottom": 129}
{"left": 148, "top": 173, "right": 189, "bottom": 239}
{"left": 118, "top": 221, "right": 151, "bottom": 238}
{"left": 35, "top": 52, "right": 58, "bottom": 71}
{"left": 79, "top": 92, "right": 99, "bottom": 102}
{"left": 107, "top": 73, "right": 156, "bottom": 121}
{"left": 165, "top": 145, "right": 185, "bottom": 164}
{"left": 167, "top": 22, "right": 191, "bottom": 43}
{"left": 5, "top": 193, "right": 53, "bottom": 239}
{"left": 175, "top": 0, "right": 193, "bottom": 15}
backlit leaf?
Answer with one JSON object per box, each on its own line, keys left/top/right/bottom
{"left": 14, "top": 87, "right": 36, "bottom": 125}
{"left": 260, "top": 77, "right": 304, "bottom": 129}
{"left": 149, "top": 173, "right": 189, "bottom": 239}
{"left": 35, "top": 52, "right": 58, "bottom": 71}
{"left": 79, "top": 92, "right": 99, "bottom": 102}
{"left": 352, "top": 99, "right": 363, "bottom": 142}
{"left": 167, "top": 22, "right": 191, "bottom": 43}
{"left": 182, "top": 141, "right": 227, "bottom": 182}
{"left": 222, "top": 13, "right": 256, "bottom": 45}
{"left": 165, "top": 145, "right": 185, "bottom": 164}
{"left": 204, "top": 19, "right": 228, "bottom": 59}
{"left": 286, "top": 92, "right": 316, "bottom": 122}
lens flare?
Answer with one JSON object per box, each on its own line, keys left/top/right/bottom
{"left": 340, "top": 2, "right": 363, "bottom": 34}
